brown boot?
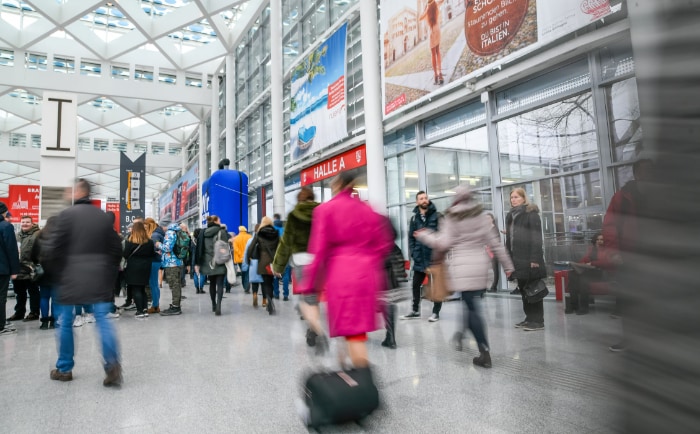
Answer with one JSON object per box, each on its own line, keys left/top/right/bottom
{"left": 253, "top": 292, "right": 258, "bottom": 308}
{"left": 147, "top": 306, "right": 160, "bottom": 314}
{"left": 262, "top": 297, "right": 267, "bottom": 308}
{"left": 103, "top": 364, "right": 123, "bottom": 387}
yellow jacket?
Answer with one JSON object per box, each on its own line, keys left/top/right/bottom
{"left": 233, "top": 230, "right": 252, "bottom": 263}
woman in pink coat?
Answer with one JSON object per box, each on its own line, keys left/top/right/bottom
{"left": 297, "top": 173, "right": 394, "bottom": 368}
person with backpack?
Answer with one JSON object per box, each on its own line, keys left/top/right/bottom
{"left": 195, "top": 215, "right": 230, "bottom": 316}
{"left": 156, "top": 219, "right": 185, "bottom": 316}
{"left": 246, "top": 216, "right": 279, "bottom": 315}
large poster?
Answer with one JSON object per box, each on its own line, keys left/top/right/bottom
{"left": 159, "top": 164, "right": 198, "bottom": 222}
{"left": 119, "top": 152, "right": 146, "bottom": 233}
{"left": 8, "top": 185, "right": 40, "bottom": 223}
{"left": 290, "top": 23, "right": 348, "bottom": 162}
{"left": 381, "top": 0, "right": 613, "bottom": 116}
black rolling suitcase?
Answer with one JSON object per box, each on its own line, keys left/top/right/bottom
{"left": 303, "top": 366, "right": 379, "bottom": 429}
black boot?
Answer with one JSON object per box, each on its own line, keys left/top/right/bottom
{"left": 577, "top": 290, "right": 590, "bottom": 315}
{"left": 473, "top": 347, "right": 492, "bottom": 368}
{"left": 40, "top": 319, "right": 49, "bottom": 330}
{"left": 48, "top": 316, "right": 55, "bottom": 329}
{"left": 267, "top": 297, "right": 275, "bottom": 315}
{"left": 215, "top": 295, "right": 222, "bottom": 316}
{"left": 564, "top": 295, "right": 575, "bottom": 314}
{"left": 381, "top": 304, "right": 397, "bottom": 349}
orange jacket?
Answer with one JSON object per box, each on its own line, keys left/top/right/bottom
{"left": 232, "top": 230, "right": 252, "bottom": 263}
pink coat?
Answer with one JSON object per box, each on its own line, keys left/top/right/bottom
{"left": 297, "top": 189, "right": 393, "bottom": 338}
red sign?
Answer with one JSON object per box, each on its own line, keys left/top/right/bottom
{"left": 8, "top": 185, "right": 40, "bottom": 223}
{"left": 466, "top": 0, "right": 529, "bottom": 56}
{"left": 385, "top": 93, "right": 406, "bottom": 115}
{"left": 106, "top": 202, "right": 120, "bottom": 233}
{"left": 327, "top": 76, "right": 345, "bottom": 109}
{"left": 301, "top": 145, "right": 367, "bottom": 186}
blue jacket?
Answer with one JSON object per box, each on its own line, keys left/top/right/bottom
{"left": 151, "top": 226, "right": 165, "bottom": 263}
{"left": 0, "top": 214, "right": 20, "bottom": 276}
{"left": 408, "top": 202, "right": 440, "bottom": 272}
{"left": 273, "top": 220, "right": 284, "bottom": 237}
{"left": 160, "top": 224, "right": 184, "bottom": 268}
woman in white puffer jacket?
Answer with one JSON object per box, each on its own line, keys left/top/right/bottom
{"left": 415, "top": 184, "right": 514, "bottom": 368}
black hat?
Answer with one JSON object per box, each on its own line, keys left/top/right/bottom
{"left": 0, "top": 202, "right": 7, "bottom": 215}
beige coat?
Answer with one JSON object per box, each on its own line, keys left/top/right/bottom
{"left": 415, "top": 196, "right": 514, "bottom": 292}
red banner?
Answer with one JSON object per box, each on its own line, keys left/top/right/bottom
{"left": 106, "top": 202, "right": 120, "bottom": 233}
{"left": 8, "top": 185, "right": 40, "bottom": 223}
{"left": 301, "top": 145, "right": 367, "bottom": 186}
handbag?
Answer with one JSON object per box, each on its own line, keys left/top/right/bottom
{"left": 225, "top": 259, "right": 236, "bottom": 283}
{"left": 30, "top": 263, "right": 45, "bottom": 282}
{"left": 423, "top": 262, "right": 452, "bottom": 302}
{"left": 290, "top": 252, "right": 314, "bottom": 294}
{"left": 523, "top": 278, "right": 549, "bottom": 304}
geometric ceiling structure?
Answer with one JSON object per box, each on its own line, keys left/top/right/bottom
{"left": 0, "top": 0, "right": 264, "bottom": 200}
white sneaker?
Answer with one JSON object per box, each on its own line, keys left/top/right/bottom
{"left": 428, "top": 313, "right": 439, "bottom": 322}
{"left": 73, "top": 316, "right": 84, "bottom": 327}
{"left": 83, "top": 313, "right": 96, "bottom": 323}
{"left": 106, "top": 312, "right": 121, "bottom": 319}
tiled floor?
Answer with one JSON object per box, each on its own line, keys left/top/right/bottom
{"left": 1, "top": 285, "right": 624, "bottom": 433}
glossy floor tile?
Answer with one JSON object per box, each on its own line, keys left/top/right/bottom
{"left": 1, "top": 284, "right": 624, "bottom": 433}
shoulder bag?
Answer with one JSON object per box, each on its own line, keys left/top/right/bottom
{"left": 423, "top": 262, "right": 452, "bottom": 302}
{"left": 523, "top": 270, "right": 549, "bottom": 303}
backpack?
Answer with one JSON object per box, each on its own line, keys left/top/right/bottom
{"left": 173, "top": 231, "right": 191, "bottom": 261}
{"left": 213, "top": 231, "right": 231, "bottom": 265}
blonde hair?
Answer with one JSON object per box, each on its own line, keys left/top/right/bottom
{"left": 129, "top": 221, "right": 150, "bottom": 245}
{"left": 259, "top": 216, "right": 273, "bottom": 228}
{"left": 144, "top": 217, "right": 158, "bottom": 237}
{"left": 511, "top": 187, "right": 529, "bottom": 205}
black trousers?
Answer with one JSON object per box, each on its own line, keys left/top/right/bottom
{"left": 12, "top": 279, "right": 40, "bottom": 316}
{"left": 490, "top": 258, "right": 500, "bottom": 290}
{"left": 411, "top": 270, "right": 442, "bottom": 315}
{"left": 518, "top": 278, "right": 544, "bottom": 324}
{"left": 261, "top": 274, "right": 274, "bottom": 301}
{"left": 568, "top": 269, "right": 604, "bottom": 312}
{"left": 209, "top": 274, "right": 224, "bottom": 308}
{"left": 130, "top": 284, "right": 147, "bottom": 313}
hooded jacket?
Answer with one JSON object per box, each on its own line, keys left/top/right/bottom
{"left": 16, "top": 224, "right": 40, "bottom": 280}
{"left": 0, "top": 214, "right": 20, "bottom": 276}
{"left": 272, "top": 201, "right": 319, "bottom": 274}
{"left": 196, "top": 223, "right": 230, "bottom": 276}
{"left": 408, "top": 201, "right": 440, "bottom": 272}
{"left": 160, "top": 223, "right": 183, "bottom": 268}
{"left": 505, "top": 203, "right": 547, "bottom": 280}
{"left": 42, "top": 197, "right": 122, "bottom": 304}
{"left": 416, "top": 186, "right": 514, "bottom": 291}
{"left": 232, "top": 229, "right": 252, "bottom": 264}
{"left": 247, "top": 225, "right": 279, "bottom": 275}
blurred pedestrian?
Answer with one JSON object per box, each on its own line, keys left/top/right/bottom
{"left": 0, "top": 202, "right": 20, "bottom": 336}
{"left": 195, "top": 215, "right": 230, "bottom": 315}
{"left": 246, "top": 216, "right": 279, "bottom": 315}
{"left": 43, "top": 179, "right": 123, "bottom": 386}
{"left": 416, "top": 185, "right": 514, "bottom": 368}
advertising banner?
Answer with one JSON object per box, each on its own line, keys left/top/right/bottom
{"left": 381, "top": 0, "right": 613, "bottom": 116}
{"left": 290, "top": 23, "right": 348, "bottom": 162}
{"left": 301, "top": 145, "right": 367, "bottom": 186}
{"left": 8, "top": 185, "right": 40, "bottom": 223}
{"left": 106, "top": 202, "right": 120, "bottom": 233}
{"left": 159, "top": 163, "right": 199, "bottom": 222}
{"left": 119, "top": 152, "right": 146, "bottom": 233}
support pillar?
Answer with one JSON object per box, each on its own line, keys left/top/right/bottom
{"left": 210, "top": 74, "right": 220, "bottom": 174}
{"left": 270, "top": 0, "right": 285, "bottom": 218}
{"left": 225, "top": 54, "right": 236, "bottom": 165}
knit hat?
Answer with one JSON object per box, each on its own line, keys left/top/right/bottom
{"left": 238, "top": 226, "right": 247, "bottom": 232}
{"left": 452, "top": 184, "right": 473, "bottom": 205}
{"left": 159, "top": 217, "right": 172, "bottom": 227}
{"left": 0, "top": 202, "right": 7, "bottom": 214}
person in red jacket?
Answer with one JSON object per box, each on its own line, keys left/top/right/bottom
{"left": 566, "top": 232, "right": 610, "bottom": 315}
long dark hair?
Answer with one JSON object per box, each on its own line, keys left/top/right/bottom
{"left": 426, "top": 0, "right": 438, "bottom": 27}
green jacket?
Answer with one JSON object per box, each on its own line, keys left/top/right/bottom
{"left": 272, "top": 201, "right": 319, "bottom": 274}
{"left": 17, "top": 224, "right": 40, "bottom": 280}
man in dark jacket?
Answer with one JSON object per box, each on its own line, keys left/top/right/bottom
{"left": 0, "top": 202, "right": 20, "bottom": 336}
{"left": 43, "top": 179, "right": 123, "bottom": 386}
{"left": 9, "top": 215, "right": 41, "bottom": 322}
{"left": 402, "top": 191, "right": 443, "bottom": 321}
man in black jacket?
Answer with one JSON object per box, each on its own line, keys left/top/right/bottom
{"left": 43, "top": 179, "right": 124, "bottom": 386}
{"left": 0, "top": 202, "right": 20, "bottom": 336}
{"left": 401, "top": 191, "right": 443, "bottom": 322}
{"left": 8, "top": 215, "right": 40, "bottom": 322}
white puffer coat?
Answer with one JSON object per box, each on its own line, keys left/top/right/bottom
{"left": 415, "top": 186, "right": 514, "bottom": 292}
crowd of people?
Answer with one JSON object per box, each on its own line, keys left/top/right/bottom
{"left": 0, "top": 161, "right": 649, "bottom": 388}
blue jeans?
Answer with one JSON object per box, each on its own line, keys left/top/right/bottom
{"left": 461, "top": 290, "right": 489, "bottom": 352}
{"left": 273, "top": 265, "right": 291, "bottom": 298}
{"left": 74, "top": 304, "right": 93, "bottom": 315}
{"left": 40, "top": 285, "right": 55, "bottom": 319}
{"left": 149, "top": 262, "right": 161, "bottom": 308}
{"left": 55, "top": 302, "right": 120, "bottom": 373}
